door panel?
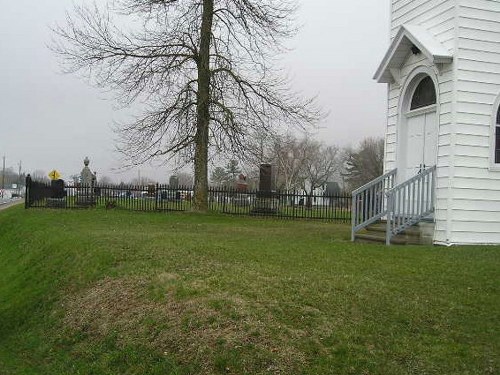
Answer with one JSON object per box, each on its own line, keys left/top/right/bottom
{"left": 402, "top": 110, "right": 437, "bottom": 219}
{"left": 406, "top": 114, "right": 425, "bottom": 180}
{"left": 423, "top": 111, "right": 438, "bottom": 168}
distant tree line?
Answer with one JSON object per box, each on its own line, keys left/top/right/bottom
{"left": 1, "top": 167, "right": 27, "bottom": 188}
{"left": 209, "top": 135, "right": 385, "bottom": 193}
{"left": 25, "top": 136, "right": 383, "bottom": 191}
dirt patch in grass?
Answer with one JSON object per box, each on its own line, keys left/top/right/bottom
{"left": 62, "top": 276, "right": 307, "bottom": 374}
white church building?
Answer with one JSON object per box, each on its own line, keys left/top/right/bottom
{"left": 352, "top": 0, "right": 500, "bottom": 245}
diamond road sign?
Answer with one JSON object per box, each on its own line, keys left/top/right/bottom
{"left": 48, "top": 170, "right": 61, "bottom": 180}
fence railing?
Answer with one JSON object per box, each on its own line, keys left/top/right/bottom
{"left": 385, "top": 166, "right": 436, "bottom": 245}
{"left": 25, "top": 177, "right": 352, "bottom": 222}
{"left": 351, "top": 169, "right": 397, "bottom": 241}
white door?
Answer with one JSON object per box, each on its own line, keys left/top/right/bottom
{"left": 405, "top": 110, "right": 437, "bottom": 180}
{"left": 423, "top": 111, "right": 438, "bottom": 169}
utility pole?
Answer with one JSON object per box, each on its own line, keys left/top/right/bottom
{"left": 1, "top": 155, "right": 5, "bottom": 198}
{"left": 18, "top": 160, "right": 22, "bottom": 195}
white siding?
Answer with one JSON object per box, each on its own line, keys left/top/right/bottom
{"left": 451, "top": 0, "right": 500, "bottom": 244}
{"left": 391, "top": 0, "right": 456, "bottom": 39}
{"left": 384, "top": 0, "right": 457, "bottom": 170}
{"left": 386, "top": 0, "right": 457, "bottom": 244}
{"left": 382, "top": 0, "right": 500, "bottom": 244}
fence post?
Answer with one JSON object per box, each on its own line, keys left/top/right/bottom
{"left": 25, "top": 174, "right": 31, "bottom": 209}
{"left": 155, "top": 183, "right": 159, "bottom": 211}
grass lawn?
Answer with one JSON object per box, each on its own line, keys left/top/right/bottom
{"left": 0, "top": 206, "right": 498, "bottom": 374}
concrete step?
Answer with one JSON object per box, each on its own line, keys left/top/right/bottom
{"left": 354, "top": 232, "right": 407, "bottom": 245}
{"left": 366, "top": 224, "right": 422, "bottom": 237}
{"left": 355, "top": 220, "right": 435, "bottom": 245}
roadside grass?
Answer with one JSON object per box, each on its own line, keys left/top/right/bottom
{"left": 0, "top": 206, "right": 498, "bottom": 374}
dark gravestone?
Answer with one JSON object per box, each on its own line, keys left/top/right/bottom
{"left": 169, "top": 175, "right": 179, "bottom": 188}
{"left": 324, "top": 182, "right": 341, "bottom": 207}
{"left": 325, "top": 182, "right": 340, "bottom": 196}
{"left": 147, "top": 184, "right": 156, "bottom": 197}
{"left": 252, "top": 164, "right": 277, "bottom": 215}
{"left": 259, "top": 164, "right": 273, "bottom": 192}
{"left": 51, "top": 179, "right": 66, "bottom": 198}
{"left": 47, "top": 179, "right": 66, "bottom": 208}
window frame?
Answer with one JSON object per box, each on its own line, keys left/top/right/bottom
{"left": 495, "top": 111, "right": 500, "bottom": 164}
{"left": 409, "top": 76, "right": 437, "bottom": 111}
{"left": 491, "top": 96, "right": 500, "bottom": 170}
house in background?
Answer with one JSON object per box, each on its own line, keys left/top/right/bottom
{"left": 352, "top": 0, "right": 500, "bottom": 245}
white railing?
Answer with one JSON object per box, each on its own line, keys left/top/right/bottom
{"left": 351, "top": 169, "right": 397, "bottom": 241}
{"left": 385, "top": 166, "right": 436, "bottom": 245}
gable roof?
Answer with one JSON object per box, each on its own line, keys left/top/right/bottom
{"left": 374, "top": 25, "right": 453, "bottom": 83}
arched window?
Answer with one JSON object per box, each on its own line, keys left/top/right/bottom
{"left": 410, "top": 76, "right": 437, "bottom": 110}
{"left": 495, "top": 107, "right": 500, "bottom": 164}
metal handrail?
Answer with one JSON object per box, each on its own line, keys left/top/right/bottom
{"left": 385, "top": 166, "right": 436, "bottom": 245}
{"left": 351, "top": 169, "right": 397, "bottom": 241}
{"left": 351, "top": 168, "right": 397, "bottom": 195}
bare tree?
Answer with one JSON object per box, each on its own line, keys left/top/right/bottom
{"left": 343, "top": 137, "right": 384, "bottom": 191}
{"left": 300, "top": 141, "right": 340, "bottom": 207}
{"left": 176, "top": 171, "right": 194, "bottom": 186}
{"left": 31, "top": 170, "right": 49, "bottom": 182}
{"left": 210, "top": 166, "right": 229, "bottom": 187}
{"left": 224, "top": 159, "right": 241, "bottom": 182}
{"left": 269, "top": 133, "right": 306, "bottom": 191}
{"left": 0, "top": 167, "right": 26, "bottom": 187}
{"left": 52, "top": 0, "right": 320, "bottom": 211}
{"left": 99, "top": 175, "right": 114, "bottom": 185}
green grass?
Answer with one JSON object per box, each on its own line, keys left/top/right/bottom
{"left": 0, "top": 206, "right": 498, "bottom": 374}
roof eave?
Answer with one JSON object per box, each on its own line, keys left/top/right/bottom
{"left": 373, "top": 25, "right": 453, "bottom": 84}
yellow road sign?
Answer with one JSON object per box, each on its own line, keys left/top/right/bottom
{"left": 48, "top": 170, "right": 61, "bottom": 180}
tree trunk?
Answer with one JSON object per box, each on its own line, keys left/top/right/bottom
{"left": 306, "top": 194, "right": 313, "bottom": 209}
{"left": 193, "top": 0, "right": 214, "bottom": 212}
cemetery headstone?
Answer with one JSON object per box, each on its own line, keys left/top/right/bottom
{"left": 236, "top": 173, "right": 248, "bottom": 192}
{"left": 251, "top": 164, "right": 278, "bottom": 215}
{"left": 259, "top": 164, "right": 273, "bottom": 193}
{"left": 46, "top": 169, "right": 66, "bottom": 208}
{"left": 325, "top": 181, "right": 340, "bottom": 196}
{"left": 169, "top": 175, "right": 179, "bottom": 187}
{"left": 76, "top": 157, "right": 97, "bottom": 207}
{"left": 51, "top": 179, "right": 66, "bottom": 199}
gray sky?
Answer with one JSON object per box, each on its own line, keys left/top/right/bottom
{"left": 0, "top": 0, "right": 390, "bottom": 183}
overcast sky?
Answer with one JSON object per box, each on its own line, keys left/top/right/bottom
{"left": 0, "top": 0, "right": 390, "bottom": 183}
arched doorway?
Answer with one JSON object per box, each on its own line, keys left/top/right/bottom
{"left": 400, "top": 74, "right": 438, "bottom": 181}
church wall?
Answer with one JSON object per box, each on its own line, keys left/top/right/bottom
{"left": 380, "top": 0, "right": 500, "bottom": 244}
{"left": 385, "top": 0, "right": 457, "bottom": 244}
{"left": 447, "top": 0, "right": 500, "bottom": 244}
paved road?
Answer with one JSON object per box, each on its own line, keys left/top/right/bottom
{"left": 0, "top": 199, "right": 23, "bottom": 211}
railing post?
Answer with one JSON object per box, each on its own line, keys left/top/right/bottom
{"left": 386, "top": 192, "right": 393, "bottom": 245}
{"left": 351, "top": 168, "right": 397, "bottom": 242}
{"left": 351, "top": 193, "right": 356, "bottom": 241}
{"left": 431, "top": 166, "right": 436, "bottom": 212}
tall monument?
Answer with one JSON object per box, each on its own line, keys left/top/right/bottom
{"left": 77, "top": 157, "right": 97, "bottom": 206}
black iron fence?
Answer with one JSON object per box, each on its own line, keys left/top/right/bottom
{"left": 25, "top": 176, "right": 352, "bottom": 222}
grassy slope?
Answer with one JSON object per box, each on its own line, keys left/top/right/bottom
{"left": 0, "top": 206, "right": 498, "bottom": 375}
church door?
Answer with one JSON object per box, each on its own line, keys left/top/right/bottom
{"left": 403, "top": 76, "right": 438, "bottom": 181}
